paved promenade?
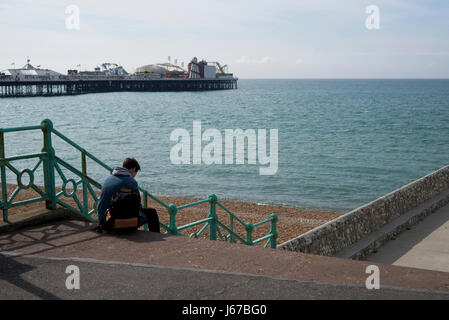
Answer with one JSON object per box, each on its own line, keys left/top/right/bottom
{"left": 364, "top": 204, "right": 449, "bottom": 273}
{"left": 1, "top": 219, "right": 448, "bottom": 300}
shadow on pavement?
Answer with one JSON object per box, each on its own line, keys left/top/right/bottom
{"left": 0, "top": 219, "right": 169, "bottom": 256}
{"left": 0, "top": 253, "right": 60, "bottom": 300}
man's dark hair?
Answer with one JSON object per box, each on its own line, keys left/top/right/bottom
{"left": 123, "top": 158, "right": 141, "bottom": 172}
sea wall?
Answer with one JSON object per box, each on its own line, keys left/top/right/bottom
{"left": 278, "top": 165, "right": 449, "bottom": 258}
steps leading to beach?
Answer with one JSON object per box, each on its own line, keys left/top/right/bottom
{"left": 334, "top": 188, "right": 449, "bottom": 259}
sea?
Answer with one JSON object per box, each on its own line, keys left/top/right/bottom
{"left": 1, "top": 79, "right": 449, "bottom": 213}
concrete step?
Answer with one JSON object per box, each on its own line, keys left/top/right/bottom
{"left": 334, "top": 188, "right": 449, "bottom": 259}
{"left": 0, "top": 207, "right": 89, "bottom": 234}
{"left": 1, "top": 219, "right": 448, "bottom": 296}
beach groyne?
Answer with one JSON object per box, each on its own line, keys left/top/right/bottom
{"left": 278, "top": 165, "right": 449, "bottom": 259}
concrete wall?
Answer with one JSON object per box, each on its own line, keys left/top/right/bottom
{"left": 278, "top": 165, "right": 449, "bottom": 257}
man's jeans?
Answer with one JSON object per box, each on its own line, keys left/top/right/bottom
{"left": 139, "top": 208, "right": 160, "bottom": 233}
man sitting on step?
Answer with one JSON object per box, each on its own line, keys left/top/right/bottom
{"left": 96, "top": 157, "right": 160, "bottom": 233}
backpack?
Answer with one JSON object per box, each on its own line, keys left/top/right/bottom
{"left": 100, "top": 188, "right": 141, "bottom": 234}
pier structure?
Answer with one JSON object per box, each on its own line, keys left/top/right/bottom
{"left": 0, "top": 78, "right": 238, "bottom": 98}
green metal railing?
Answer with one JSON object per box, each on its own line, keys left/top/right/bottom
{"left": 0, "top": 119, "right": 278, "bottom": 248}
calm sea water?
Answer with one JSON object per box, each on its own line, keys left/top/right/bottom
{"left": 1, "top": 79, "right": 449, "bottom": 213}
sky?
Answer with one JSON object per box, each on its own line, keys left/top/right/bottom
{"left": 0, "top": 0, "right": 448, "bottom": 78}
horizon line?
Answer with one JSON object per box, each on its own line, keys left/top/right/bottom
{"left": 237, "top": 77, "right": 449, "bottom": 80}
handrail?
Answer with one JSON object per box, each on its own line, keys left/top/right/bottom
{"left": 0, "top": 124, "right": 44, "bottom": 133}
{"left": 0, "top": 119, "right": 278, "bottom": 248}
{"left": 52, "top": 128, "right": 113, "bottom": 173}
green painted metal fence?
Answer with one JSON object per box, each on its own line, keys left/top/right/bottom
{"left": 0, "top": 120, "right": 278, "bottom": 248}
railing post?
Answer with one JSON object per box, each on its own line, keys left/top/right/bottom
{"left": 82, "top": 177, "right": 88, "bottom": 217}
{"left": 208, "top": 194, "right": 217, "bottom": 241}
{"left": 269, "top": 214, "right": 278, "bottom": 249}
{"left": 245, "top": 222, "right": 254, "bottom": 245}
{"left": 143, "top": 191, "right": 148, "bottom": 231}
{"left": 41, "top": 119, "right": 56, "bottom": 210}
{"left": 0, "top": 130, "right": 8, "bottom": 222}
{"left": 229, "top": 215, "right": 235, "bottom": 243}
{"left": 81, "top": 151, "right": 88, "bottom": 217}
{"left": 168, "top": 203, "right": 178, "bottom": 235}
{"left": 81, "top": 151, "right": 87, "bottom": 176}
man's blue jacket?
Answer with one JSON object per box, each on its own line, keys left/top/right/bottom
{"left": 97, "top": 167, "right": 146, "bottom": 225}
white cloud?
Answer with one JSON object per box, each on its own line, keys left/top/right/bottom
{"left": 295, "top": 58, "right": 304, "bottom": 64}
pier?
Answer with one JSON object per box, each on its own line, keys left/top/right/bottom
{"left": 0, "top": 78, "right": 237, "bottom": 98}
